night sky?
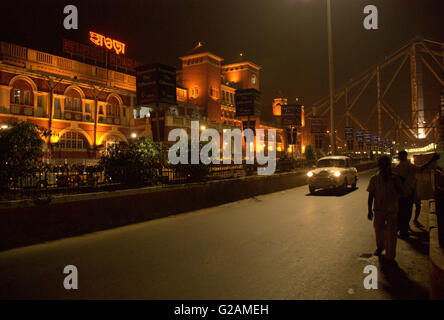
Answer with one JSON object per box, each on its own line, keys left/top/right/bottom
{"left": 1, "top": 0, "right": 443, "bottom": 128}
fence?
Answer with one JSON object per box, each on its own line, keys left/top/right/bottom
{"left": 0, "top": 157, "right": 368, "bottom": 202}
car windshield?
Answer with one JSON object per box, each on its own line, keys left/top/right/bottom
{"left": 317, "top": 159, "right": 346, "bottom": 168}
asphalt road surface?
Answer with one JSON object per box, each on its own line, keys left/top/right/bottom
{"left": 0, "top": 169, "right": 430, "bottom": 299}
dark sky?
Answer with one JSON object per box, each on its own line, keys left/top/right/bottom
{"left": 1, "top": 0, "right": 443, "bottom": 126}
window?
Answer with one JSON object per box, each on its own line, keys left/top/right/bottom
{"left": 317, "top": 159, "right": 346, "bottom": 168}
{"left": 54, "top": 98, "right": 61, "bottom": 110}
{"left": 24, "top": 91, "right": 30, "bottom": 105}
{"left": 14, "top": 90, "right": 20, "bottom": 104}
{"left": 37, "top": 96, "right": 43, "bottom": 107}
{"left": 99, "top": 105, "right": 104, "bottom": 115}
{"left": 65, "top": 97, "right": 72, "bottom": 111}
{"left": 57, "top": 131, "right": 87, "bottom": 150}
{"left": 190, "top": 87, "right": 199, "bottom": 98}
{"left": 106, "top": 104, "right": 119, "bottom": 117}
{"left": 122, "top": 107, "right": 126, "bottom": 117}
{"left": 85, "top": 103, "right": 91, "bottom": 113}
{"left": 73, "top": 98, "right": 81, "bottom": 112}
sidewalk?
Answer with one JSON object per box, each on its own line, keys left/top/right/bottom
{"left": 375, "top": 200, "right": 431, "bottom": 299}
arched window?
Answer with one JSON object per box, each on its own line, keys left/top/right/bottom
{"left": 57, "top": 131, "right": 88, "bottom": 150}
{"left": 106, "top": 96, "right": 120, "bottom": 117}
{"left": 65, "top": 89, "right": 82, "bottom": 112}
{"left": 10, "top": 79, "right": 34, "bottom": 106}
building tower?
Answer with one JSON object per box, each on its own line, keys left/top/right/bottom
{"left": 178, "top": 42, "right": 224, "bottom": 123}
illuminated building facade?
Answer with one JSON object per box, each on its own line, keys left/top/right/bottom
{"left": 0, "top": 40, "right": 290, "bottom": 162}
{"left": 0, "top": 41, "right": 136, "bottom": 163}
{"left": 177, "top": 43, "right": 286, "bottom": 152}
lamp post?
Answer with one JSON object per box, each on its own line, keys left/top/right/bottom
{"left": 327, "top": 0, "right": 337, "bottom": 154}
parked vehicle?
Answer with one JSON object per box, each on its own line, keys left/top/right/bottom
{"left": 307, "top": 156, "right": 358, "bottom": 194}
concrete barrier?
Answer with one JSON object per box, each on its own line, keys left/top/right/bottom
{"left": 0, "top": 162, "right": 377, "bottom": 251}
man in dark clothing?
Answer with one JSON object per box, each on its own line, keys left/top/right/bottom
{"left": 394, "top": 151, "right": 439, "bottom": 239}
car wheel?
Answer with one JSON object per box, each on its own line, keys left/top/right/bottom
{"left": 309, "top": 186, "right": 316, "bottom": 194}
{"left": 352, "top": 177, "right": 357, "bottom": 189}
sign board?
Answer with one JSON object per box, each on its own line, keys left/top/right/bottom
{"left": 235, "top": 89, "right": 261, "bottom": 117}
{"left": 310, "top": 116, "right": 327, "bottom": 134}
{"left": 149, "top": 110, "right": 166, "bottom": 142}
{"left": 89, "top": 32, "right": 126, "bottom": 55}
{"left": 345, "top": 127, "right": 354, "bottom": 140}
{"left": 281, "top": 104, "right": 302, "bottom": 127}
{"left": 136, "top": 63, "right": 176, "bottom": 105}
{"left": 62, "top": 38, "right": 140, "bottom": 72}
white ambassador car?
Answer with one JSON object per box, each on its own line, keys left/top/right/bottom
{"left": 307, "top": 156, "right": 358, "bottom": 194}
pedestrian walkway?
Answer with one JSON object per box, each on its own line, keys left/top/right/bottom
{"left": 377, "top": 200, "right": 431, "bottom": 299}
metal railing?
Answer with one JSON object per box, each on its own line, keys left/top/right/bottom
{"left": 0, "top": 158, "right": 320, "bottom": 202}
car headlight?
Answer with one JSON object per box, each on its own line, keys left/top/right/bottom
{"left": 334, "top": 171, "right": 341, "bottom": 177}
{"left": 307, "top": 171, "right": 313, "bottom": 177}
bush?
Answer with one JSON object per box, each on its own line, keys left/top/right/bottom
{"left": 170, "top": 139, "right": 212, "bottom": 181}
{"left": 100, "top": 136, "right": 166, "bottom": 187}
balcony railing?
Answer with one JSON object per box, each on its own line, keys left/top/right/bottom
{"left": 10, "top": 104, "right": 34, "bottom": 116}
{"left": 0, "top": 41, "right": 136, "bottom": 92}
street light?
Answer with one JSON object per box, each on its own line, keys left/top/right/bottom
{"left": 327, "top": 0, "right": 337, "bottom": 154}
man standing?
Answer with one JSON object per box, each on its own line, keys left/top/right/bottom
{"left": 393, "top": 151, "right": 417, "bottom": 238}
{"left": 393, "top": 151, "right": 437, "bottom": 239}
{"left": 367, "top": 156, "right": 403, "bottom": 260}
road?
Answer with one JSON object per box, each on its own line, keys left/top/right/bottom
{"left": 0, "top": 169, "right": 430, "bottom": 299}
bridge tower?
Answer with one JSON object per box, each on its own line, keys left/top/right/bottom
{"left": 410, "top": 41, "right": 426, "bottom": 139}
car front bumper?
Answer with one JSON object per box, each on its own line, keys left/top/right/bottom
{"left": 308, "top": 176, "right": 343, "bottom": 189}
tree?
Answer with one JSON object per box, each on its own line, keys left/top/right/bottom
{"left": 0, "top": 122, "right": 48, "bottom": 191}
{"left": 100, "top": 136, "right": 166, "bottom": 187}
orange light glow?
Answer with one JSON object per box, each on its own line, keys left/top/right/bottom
{"left": 89, "top": 32, "right": 126, "bottom": 55}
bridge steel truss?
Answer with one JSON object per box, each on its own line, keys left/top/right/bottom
{"left": 309, "top": 37, "right": 444, "bottom": 147}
